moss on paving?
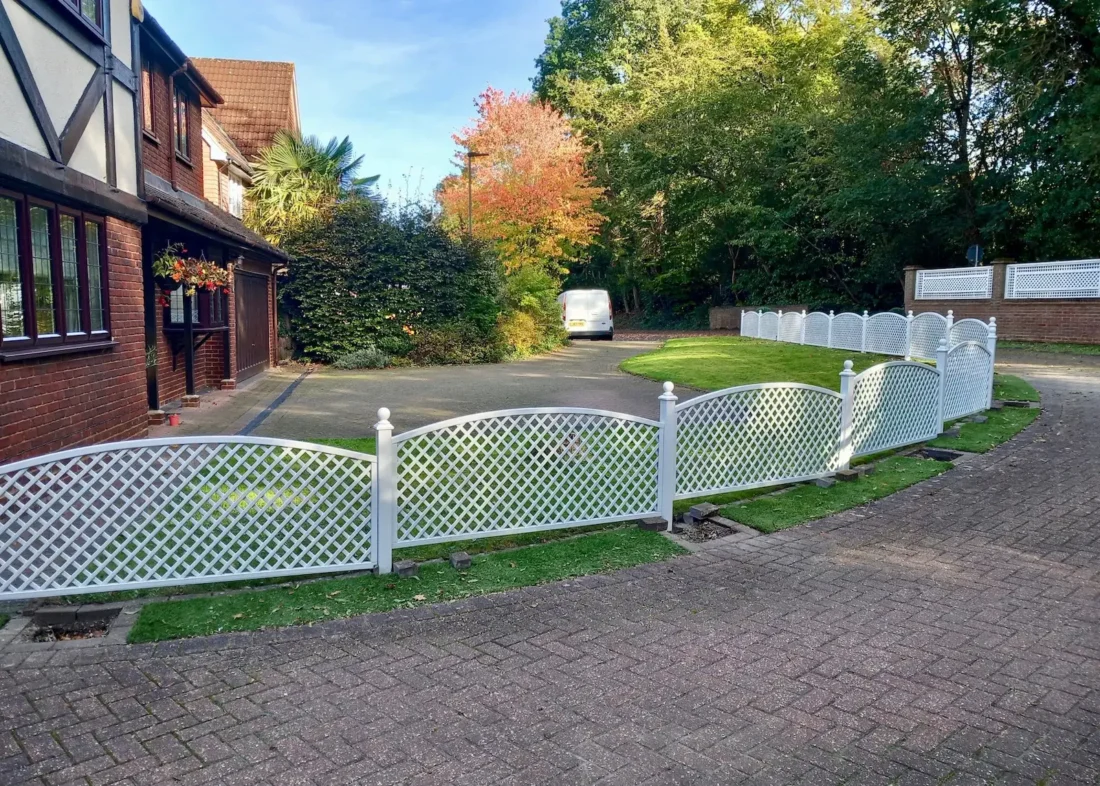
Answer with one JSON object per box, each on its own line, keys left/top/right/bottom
{"left": 1000, "top": 340, "right": 1100, "bottom": 356}
{"left": 621, "top": 336, "right": 888, "bottom": 391}
{"left": 726, "top": 456, "right": 952, "bottom": 534}
{"left": 928, "top": 408, "right": 1040, "bottom": 453}
{"left": 128, "top": 528, "right": 686, "bottom": 643}
{"left": 993, "top": 374, "right": 1040, "bottom": 402}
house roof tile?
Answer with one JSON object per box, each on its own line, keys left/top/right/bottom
{"left": 190, "top": 58, "right": 300, "bottom": 160}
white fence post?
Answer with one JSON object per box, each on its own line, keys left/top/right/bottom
{"left": 936, "top": 339, "right": 949, "bottom": 431}
{"left": 945, "top": 309, "right": 954, "bottom": 343}
{"left": 827, "top": 310, "right": 834, "bottom": 348}
{"left": 800, "top": 310, "right": 807, "bottom": 344}
{"left": 838, "top": 360, "right": 856, "bottom": 470}
{"left": 777, "top": 310, "right": 783, "bottom": 341}
{"left": 905, "top": 310, "right": 914, "bottom": 360}
{"left": 374, "top": 408, "right": 396, "bottom": 575}
{"left": 986, "top": 317, "right": 998, "bottom": 407}
{"left": 657, "top": 382, "right": 678, "bottom": 531}
{"left": 860, "top": 310, "right": 869, "bottom": 352}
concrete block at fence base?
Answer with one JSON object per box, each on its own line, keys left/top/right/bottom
{"left": 835, "top": 469, "right": 861, "bottom": 483}
{"left": 970, "top": 415, "right": 989, "bottom": 424}
{"left": 688, "top": 503, "right": 721, "bottom": 522}
{"left": 394, "top": 560, "right": 419, "bottom": 578}
{"left": 1004, "top": 400, "right": 1031, "bottom": 408}
{"left": 638, "top": 516, "right": 668, "bottom": 532}
{"left": 449, "top": 552, "right": 472, "bottom": 571}
{"left": 76, "top": 604, "right": 124, "bottom": 625}
{"left": 942, "top": 426, "right": 962, "bottom": 438}
{"left": 32, "top": 607, "right": 77, "bottom": 627}
{"left": 859, "top": 463, "right": 877, "bottom": 476}
{"left": 813, "top": 477, "right": 837, "bottom": 488}
{"left": 991, "top": 401, "right": 1005, "bottom": 410}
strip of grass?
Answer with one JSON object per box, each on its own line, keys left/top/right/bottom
{"left": 128, "top": 528, "right": 686, "bottom": 643}
{"left": 725, "top": 456, "right": 952, "bottom": 534}
{"left": 0, "top": 614, "right": 8, "bottom": 630}
{"left": 621, "top": 336, "right": 889, "bottom": 391}
{"left": 993, "top": 374, "right": 1040, "bottom": 402}
{"left": 928, "top": 407, "right": 1040, "bottom": 453}
{"left": 313, "top": 436, "right": 377, "bottom": 454}
{"left": 1000, "top": 340, "right": 1100, "bottom": 356}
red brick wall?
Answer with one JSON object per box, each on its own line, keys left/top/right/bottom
{"left": 0, "top": 219, "right": 148, "bottom": 463}
{"left": 154, "top": 304, "right": 224, "bottom": 404}
{"left": 905, "top": 263, "right": 1100, "bottom": 344}
{"left": 141, "top": 54, "right": 203, "bottom": 199}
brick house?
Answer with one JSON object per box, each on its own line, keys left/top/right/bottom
{"left": 0, "top": 0, "right": 147, "bottom": 463}
{"left": 137, "top": 13, "right": 288, "bottom": 414}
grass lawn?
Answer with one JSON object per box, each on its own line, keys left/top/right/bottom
{"left": 727, "top": 456, "right": 952, "bottom": 533}
{"left": 1000, "top": 340, "right": 1100, "bottom": 356}
{"left": 313, "top": 436, "right": 376, "bottom": 454}
{"left": 993, "top": 374, "right": 1040, "bottom": 402}
{"left": 0, "top": 614, "right": 8, "bottom": 631}
{"left": 128, "top": 528, "right": 686, "bottom": 643}
{"left": 928, "top": 407, "right": 1040, "bottom": 453}
{"left": 620, "top": 336, "right": 889, "bottom": 391}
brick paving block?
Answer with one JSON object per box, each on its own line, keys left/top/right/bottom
{"left": 393, "top": 560, "right": 418, "bottom": 578}
{"left": 637, "top": 517, "right": 667, "bottom": 532}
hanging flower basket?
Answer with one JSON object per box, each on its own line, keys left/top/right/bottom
{"left": 153, "top": 243, "right": 232, "bottom": 298}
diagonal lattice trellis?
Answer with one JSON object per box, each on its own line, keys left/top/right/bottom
{"left": 944, "top": 343, "right": 992, "bottom": 421}
{"left": 949, "top": 318, "right": 990, "bottom": 347}
{"left": 831, "top": 313, "right": 865, "bottom": 352}
{"left": 675, "top": 385, "right": 843, "bottom": 498}
{"left": 909, "top": 312, "right": 947, "bottom": 360}
{"left": 803, "top": 312, "right": 830, "bottom": 347}
{"left": 851, "top": 363, "right": 942, "bottom": 457}
{"left": 741, "top": 310, "right": 759, "bottom": 338}
{"left": 865, "top": 313, "right": 909, "bottom": 356}
{"left": 759, "top": 312, "right": 779, "bottom": 340}
{"left": 778, "top": 312, "right": 803, "bottom": 343}
{"left": 394, "top": 410, "right": 661, "bottom": 545}
{"left": 916, "top": 267, "right": 993, "bottom": 299}
{"left": 0, "top": 439, "right": 376, "bottom": 599}
{"left": 1005, "top": 260, "right": 1100, "bottom": 299}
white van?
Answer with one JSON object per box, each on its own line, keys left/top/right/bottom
{"left": 558, "top": 289, "right": 614, "bottom": 340}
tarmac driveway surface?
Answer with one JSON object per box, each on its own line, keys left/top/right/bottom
{"left": 250, "top": 339, "right": 688, "bottom": 439}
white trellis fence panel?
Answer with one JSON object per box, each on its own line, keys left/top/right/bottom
{"left": 943, "top": 342, "right": 993, "bottom": 421}
{"left": 803, "top": 312, "right": 831, "bottom": 347}
{"left": 831, "top": 312, "right": 866, "bottom": 352}
{"left": 949, "top": 318, "right": 990, "bottom": 346}
{"left": 741, "top": 310, "right": 759, "bottom": 338}
{"left": 778, "top": 312, "right": 803, "bottom": 343}
{"left": 865, "top": 312, "right": 910, "bottom": 356}
{"left": 0, "top": 438, "right": 377, "bottom": 600}
{"left": 848, "top": 362, "right": 942, "bottom": 457}
{"left": 759, "top": 311, "right": 780, "bottom": 340}
{"left": 392, "top": 409, "right": 661, "bottom": 546}
{"left": 1005, "top": 259, "right": 1100, "bottom": 299}
{"left": 916, "top": 267, "right": 993, "bottom": 300}
{"left": 674, "top": 384, "right": 842, "bottom": 499}
{"left": 909, "top": 312, "right": 948, "bottom": 360}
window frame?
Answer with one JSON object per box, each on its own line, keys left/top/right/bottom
{"left": 173, "top": 84, "right": 191, "bottom": 162}
{"left": 141, "top": 62, "right": 157, "bottom": 140}
{"left": 164, "top": 287, "right": 229, "bottom": 331}
{"left": 0, "top": 187, "right": 112, "bottom": 359}
{"left": 58, "top": 0, "right": 105, "bottom": 38}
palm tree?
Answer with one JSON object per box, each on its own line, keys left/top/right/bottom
{"left": 247, "top": 131, "right": 379, "bottom": 243}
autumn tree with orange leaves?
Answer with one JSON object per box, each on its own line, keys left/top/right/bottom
{"left": 438, "top": 88, "right": 604, "bottom": 274}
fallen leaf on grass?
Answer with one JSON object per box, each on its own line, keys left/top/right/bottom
{"left": 233, "top": 613, "right": 246, "bottom": 620}
{"left": 413, "top": 594, "right": 427, "bottom": 601}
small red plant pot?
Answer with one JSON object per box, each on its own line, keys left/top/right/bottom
{"left": 167, "top": 414, "right": 181, "bottom": 427}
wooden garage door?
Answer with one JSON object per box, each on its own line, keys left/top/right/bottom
{"left": 235, "top": 271, "right": 270, "bottom": 380}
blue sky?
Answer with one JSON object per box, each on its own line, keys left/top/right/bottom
{"left": 143, "top": 0, "right": 562, "bottom": 203}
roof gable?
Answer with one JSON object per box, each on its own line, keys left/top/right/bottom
{"left": 190, "top": 58, "right": 300, "bottom": 160}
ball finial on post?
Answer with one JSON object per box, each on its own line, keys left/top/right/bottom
{"left": 843, "top": 360, "right": 853, "bottom": 371}
{"left": 377, "top": 407, "right": 391, "bottom": 423}
{"left": 663, "top": 381, "right": 675, "bottom": 395}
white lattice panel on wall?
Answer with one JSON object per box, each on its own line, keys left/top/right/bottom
{"left": 0, "top": 439, "right": 376, "bottom": 600}
{"left": 909, "top": 312, "right": 947, "bottom": 360}
{"left": 803, "top": 312, "right": 830, "bottom": 347}
{"left": 916, "top": 267, "right": 993, "bottom": 300}
{"left": 778, "top": 312, "right": 803, "bottom": 343}
{"left": 831, "top": 313, "right": 864, "bottom": 352}
{"left": 949, "top": 318, "right": 990, "bottom": 346}
{"left": 850, "top": 363, "right": 942, "bottom": 456}
{"left": 394, "top": 410, "right": 660, "bottom": 545}
{"left": 741, "top": 310, "right": 759, "bottom": 338}
{"left": 675, "top": 384, "right": 842, "bottom": 498}
{"left": 1005, "top": 260, "right": 1100, "bottom": 299}
{"left": 944, "top": 343, "right": 992, "bottom": 420}
{"left": 865, "top": 313, "right": 909, "bottom": 356}
{"left": 758, "top": 312, "right": 779, "bottom": 340}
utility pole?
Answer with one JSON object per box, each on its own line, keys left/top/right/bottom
{"left": 465, "top": 149, "right": 488, "bottom": 237}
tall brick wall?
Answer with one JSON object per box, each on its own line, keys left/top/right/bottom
{"left": 141, "top": 55, "right": 203, "bottom": 199}
{"left": 153, "top": 304, "right": 226, "bottom": 404}
{"left": 904, "top": 262, "right": 1100, "bottom": 344}
{"left": 0, "top": 219, "right": 148, "bottom": 463}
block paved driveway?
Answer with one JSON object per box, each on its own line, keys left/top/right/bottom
{"left": 2, "top": 356, "right": 1099, "bottom": 785}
